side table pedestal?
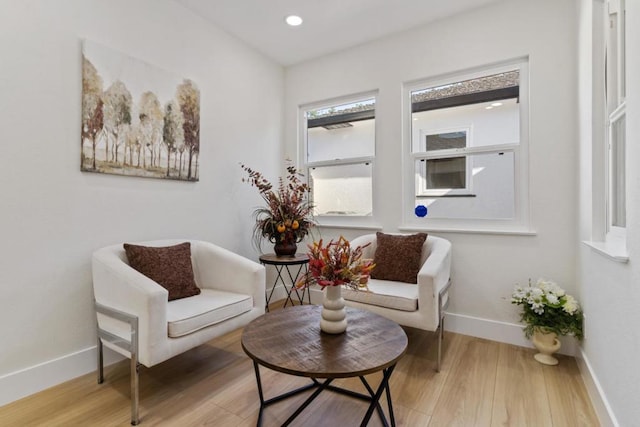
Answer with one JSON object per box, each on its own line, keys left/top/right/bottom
{"left": 259, "top": 254, "right": 310, "bottom": 311}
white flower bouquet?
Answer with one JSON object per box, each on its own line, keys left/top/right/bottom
{"left": 511, "top": 279, "right": 583, "bottom": 340}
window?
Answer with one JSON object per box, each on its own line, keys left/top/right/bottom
{"left": 583, "top": 0, "right": 628, "bottom": 261}
{"left": 605, "top": 0, "right": 626, "bottom": 238}
{"left": 301, "top": 95, "right": 376, "bottom": 219}
{"left": 418, "top": 129, "right": 471, "bottom": 196}
{"left": 404, "top": 60, "right": 529, "bottom": 231}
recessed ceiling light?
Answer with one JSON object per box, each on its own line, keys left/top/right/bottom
{"left": 285, "top": 15, "right": 303, "bottom": 26}
{"left": 491, "top": 102, "right": 503, "bottom": 107}
{"left": 485, "top": 106, "right": 493, "bottom": 110}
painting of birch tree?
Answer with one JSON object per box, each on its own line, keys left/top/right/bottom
{"left": 81, "top": 40, "right": 200, "bottom": 181}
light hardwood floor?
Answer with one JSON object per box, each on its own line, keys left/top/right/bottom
{"left": 0, "top": 308, "right": 599, "bottom": 426}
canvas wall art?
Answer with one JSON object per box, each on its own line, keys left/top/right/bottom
{"left": 81, "top": 40, "right": 200, "bottom": 181}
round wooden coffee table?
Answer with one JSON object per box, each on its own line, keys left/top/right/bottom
{"left": 241, "top": 305, "right": 408, "bottom": 427}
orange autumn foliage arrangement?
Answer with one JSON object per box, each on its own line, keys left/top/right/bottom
{"left": 296, "top": 236, "right": 375, "bottom": 291}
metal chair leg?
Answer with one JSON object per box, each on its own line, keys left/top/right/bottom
{"left": 436, "top": 279, "right": 451, "bottom": 373}
{"left": 437, "top": 320, "right": 443, "bottom": 373}
{"left": 97, "top": 336, "right": 104, "bottom": 384}
{"left": 130, "top": 312, "right": 140, "bottom": 425}
{"left": 131, "top": 357, "right": 140, "bottom": 425}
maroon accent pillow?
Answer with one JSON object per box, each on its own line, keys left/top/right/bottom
{"left": 123, "top": 242, "right": 200, "bottom": 301}
{"left": 370, "top": 232, "right": 428, "bottom": 284}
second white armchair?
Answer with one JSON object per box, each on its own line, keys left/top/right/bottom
{"left": 342, "top": 233, "right": 452, "bottom": 371}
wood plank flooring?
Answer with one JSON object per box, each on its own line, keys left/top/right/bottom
{"left": 0, "top": 308, "right": 599, "bottom": 426}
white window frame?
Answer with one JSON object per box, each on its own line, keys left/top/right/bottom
{"left": 401, "top": 59, "right": 531, "bottom": 234}
{"left": 605, "top": 0, "right": 626, "bottom": 246}
{"left": 583, "top": 0, "right": 628, "bottom": 262}
{"left": 299, "top": 91, "right": 379, "bottom": 228}
{"left": 607, "top": 104, "right": 625, "bottom": 234}
{"left": 416, "top": 127, "right": 473, "bottom": 197}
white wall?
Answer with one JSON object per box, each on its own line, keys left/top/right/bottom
{"left": 0, "top": 0, "right": 283, "bottom": 404}
{"left": 577, "top": 0, "right": 640, "bottom": 425}
{"left": 285, "top": 0, "right": 579, "bottom": 336}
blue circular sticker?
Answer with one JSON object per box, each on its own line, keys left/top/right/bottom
{"left": 415, "top": 205, "right": 428, "bottom": 217}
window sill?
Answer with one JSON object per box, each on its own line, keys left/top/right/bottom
{"left": 582, "top": 240, "right": 629, "bottom": 263}
{"left": 416, "top": 194, "right": 477, "bottom": 198}
{"left": 398, "top": 224, "right": 536, "bottom": 236}
{"left": 315, "top": 222, "right": 383, "bottom": 231}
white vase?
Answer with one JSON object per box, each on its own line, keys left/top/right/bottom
{"left": 320, "top": 285, "right": 347, "bottom": 334}
{"left": 532, "top": 328, "right": 561, "bottom": 365}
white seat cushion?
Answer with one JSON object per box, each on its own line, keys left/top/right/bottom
{"left": 167, "top": 289, "right": 253, "bottom": 338}
{"left": 342, "top": 279, "right": 418, "bottom": 312}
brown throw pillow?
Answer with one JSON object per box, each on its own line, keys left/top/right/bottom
{"left": 370, "top": 232, "right": 428, "bottom": 284}
{"left": 123, "top": 242, "right": 201, "bottom": 301}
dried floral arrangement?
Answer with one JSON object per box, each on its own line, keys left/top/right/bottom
{"left": 297, "top": 237, "right": 375, "bottom": 290}
{"left": 241, "top": 162, "right": 314, "bottom": 251}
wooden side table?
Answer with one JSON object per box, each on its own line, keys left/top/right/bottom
{"left": 259, "top": 253, "right": 310, "bottom": 311}
{"left": 241, "top": 305, "right": 408, "bottom": 426}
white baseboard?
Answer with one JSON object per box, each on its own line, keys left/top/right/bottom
{"left": 575, "top": 349, "right": 619, "bottom": 427}
{"left": 443, "top": 312, "right": 577, "bottom": 356}
{"left": 0, "top": 345, "right": 123, "bottom": 408}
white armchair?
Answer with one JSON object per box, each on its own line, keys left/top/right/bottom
{"left": 342, "top": 233, "right": 452, "bottom": 371}
{"left": 92, "top": 239, "right": 265, "bottom": 425}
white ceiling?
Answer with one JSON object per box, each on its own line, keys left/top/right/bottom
{"left": 173, "top": 0, "right": 504, "bottom": 66}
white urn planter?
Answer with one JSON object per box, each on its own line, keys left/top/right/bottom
{"left": 532, "top": 328, "right": 561, "bottom": 365}
{"left": 320, "top": 285, "right": 347, "bottom": 334}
